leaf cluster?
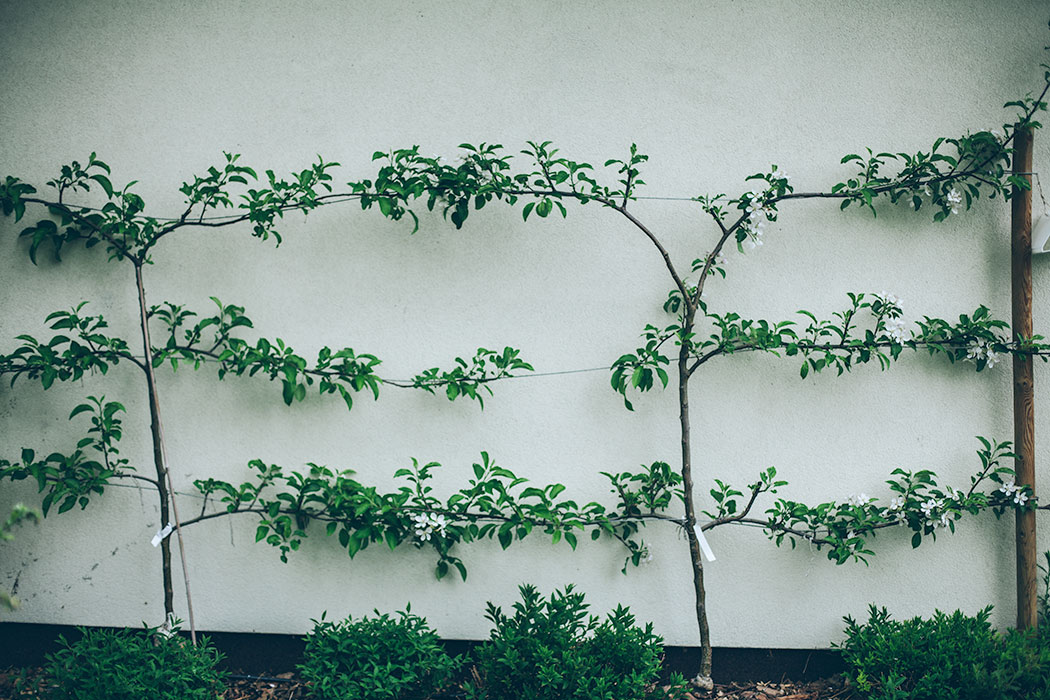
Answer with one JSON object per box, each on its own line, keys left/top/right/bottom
{"left": 148, "top": 298, "right": 533, "bottom": 410}
{"left": 45, "top": 622, "right": 226, "bottom": 700}
{"left": 760, "top": 438, "right": 1021, "bottom": 564}
{"left": 352, "top": 140, "right": 651, "bottom": 234}
{"left": 468, "top": 584, "right": 667, "bottom": 700}
{"left": 609, "top": 324, "right": 673, "bottom": 410}
{"left": 691, "top": 294, "right": 1026, "bottom": 379}
{"left": 299, "top": 607, "right": 460, "bottom": 700}
{"left": 237, "top": 155, "right": 338, "bottom": 244}
{"left": 2, "top": 152, "right": 340, "bottom": 266}
{"left": 194, "top": 452, "right": 681, "bottom": 580}
{"left": 2, "top": 303, "right": 134, "bottom": 389}
{"left": 412, "top": 346, "right": 534, "bottom": 407}
{"left": 0, "top": 397, "right": 131, "bottom": 516}
{"left": 838, "top": 605, "right": 1050, "bottom": 700}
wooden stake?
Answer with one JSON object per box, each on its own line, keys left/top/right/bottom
{"left": 1012, "top": 125, "right": 1037, "bottom": 631}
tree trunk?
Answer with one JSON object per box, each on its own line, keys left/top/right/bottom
{"left": 134, "top": 263, "right": 195, "bottom": 641}
{"left": 678, "top": 330, "right": 713, "bottom": 681}
{"left": 134, "top": 263, "right": 176, "bottom": 618}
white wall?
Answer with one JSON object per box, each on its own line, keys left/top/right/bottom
{"left": 2, "top": 0, "right": 1050, "bottom": 649}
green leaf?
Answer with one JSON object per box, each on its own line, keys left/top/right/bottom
{"left": 89, "top": 174, "right": 114, "bottom": 198}
{"left": 497, "top": 527, "right": 512, "bottom": 550}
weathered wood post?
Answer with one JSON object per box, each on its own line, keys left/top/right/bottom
{"left": 1011, "top": 125, "right": 1037, "bottom": 630}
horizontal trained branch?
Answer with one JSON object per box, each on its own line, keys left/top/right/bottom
{"left": 1, "top": 398, "right": 1030, "bottom": 577}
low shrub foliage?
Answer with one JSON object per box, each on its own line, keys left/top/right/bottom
{"left": 839, "top": 604, "right": 1050, "bottom": 700}
{"left": 467, "top": 583, "right": 678, "bottom": 700}
{"left": 45, "top": 623, "right": 225, "bottom": 700}
{"left": 299, "top": 607, "right": 460, "bottom": 700}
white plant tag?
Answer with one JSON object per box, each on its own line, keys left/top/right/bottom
{"left": 1034, "top": 210, "right": 1050, "bottom": 253}
{"left": 694, "top": 524, "right": 716, "bottom": 562}
{"left": 151, "top": 522, "right": 174, "bottom": 547}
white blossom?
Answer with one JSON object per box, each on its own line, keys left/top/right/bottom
{"left": 946, "top": 187, "right": 963, "bottom": 215}
{"left": 966, "top": 338, "right": 1000, "bottom": 369}
{"left": 641, "top": 546, "right": 654, "bottom": 565}
{"left": 745, "top": 190, "right": 773, "bottom": 239}
{"left": 847, "top": 493, "right": 871, "bottom": 507}
{"left": 938, "top": 513, "right": 951, "bottom": 529}
{"left": 888, "top": 496, "right": 907, "bottom": 522}
{"left": 714, "top": 251, "right": 727, "bottom": 267}
{"left": 747, "top": 209, "right": 767, "bottom": 231}
{"left": 920, "top": 498, "right": 942, "bottom": 519}
{"left": 877, "top": 291, "right": 903, "bottom": 309}
{"left": 431, "top": 513, "right": 448, "bottom": 535}
{"left": 411, "top": 512, "right": 448, "bottom": 542}
{"left": 884, "top": 317, "right": 908, "bottom": 344}
{"left": 1002, "top": 478, "right": 1029, "bottom": 507}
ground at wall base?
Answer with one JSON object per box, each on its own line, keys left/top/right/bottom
{"left": 0, "top": 623, "right": 852, "bottom": 699}
{"left": 0, "top": 666, "right": 851, "bottom": 700}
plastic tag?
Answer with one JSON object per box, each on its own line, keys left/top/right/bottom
{"left": 694, "top": 524, "right": 716, "bottom": 562}
{"left": 151, "top": 522, "right": 174, "bottom": 547}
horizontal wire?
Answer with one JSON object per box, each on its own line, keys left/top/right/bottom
{"left": 35, "top": 191, "right": 707, "bottom": 224}
{"left": 124, "top": 353, "right": 611, "bottom": 384}
{"left": 389, "top": 364, "right": 610, "bottom": 384}
{"left": 107, "top": 479, "right": 206, "bottom": 500}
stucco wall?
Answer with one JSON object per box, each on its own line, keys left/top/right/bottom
{"left": 2, "top": 0, "right": 1050, "bottom": 650}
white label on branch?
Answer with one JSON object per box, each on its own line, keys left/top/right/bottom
{"left": 151, "top": 522, "right": 174, "bottom": 547}
{"left": 694, "top": 524, "right": 716, "bottom": 562}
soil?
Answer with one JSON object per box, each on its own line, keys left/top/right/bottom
{"left": 0, "top": 666, "right": 852, "bottom": 699}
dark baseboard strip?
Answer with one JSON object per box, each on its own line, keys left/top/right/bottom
{"left": 0, "top": 622, "right": 845, "bottom": 683}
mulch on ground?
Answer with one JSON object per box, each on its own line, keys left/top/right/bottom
{"left": 0, "top": 667, "right": 852, "bottom": 699}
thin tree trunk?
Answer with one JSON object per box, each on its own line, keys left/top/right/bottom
{"left": 678, "top": 313, "right": 713, "bottom": 681}
{"left": 134, "top": 262, "right": 197, "bottom": 642}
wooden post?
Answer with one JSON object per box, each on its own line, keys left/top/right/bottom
{"left": 1012, "top": 125, "right": 1037, "bottom": 630}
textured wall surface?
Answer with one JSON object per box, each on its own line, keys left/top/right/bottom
{"left": 2, "top": 0, "right": 1050, "bottom": 649}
